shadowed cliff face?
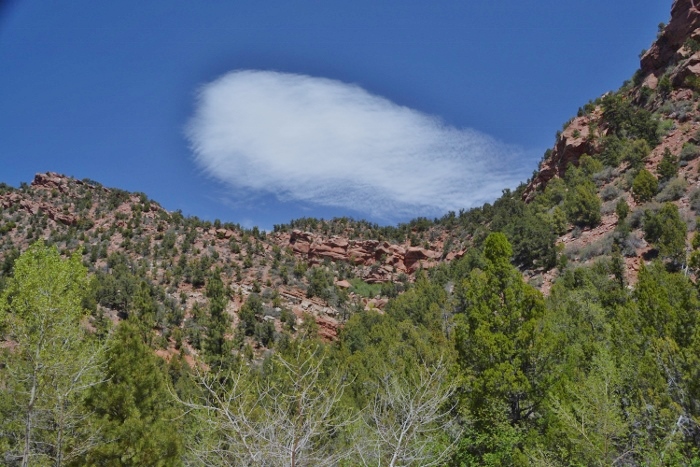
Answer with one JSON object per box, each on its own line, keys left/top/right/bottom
{"left": 641, "top": 0, "right": 700, "bottom": 78}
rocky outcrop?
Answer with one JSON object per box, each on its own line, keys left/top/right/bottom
{"left": 670, "top": 51, "right": 700, "bottom": 88}
{"left": 32, "top": 172, "right": 81, "bottom": 192}
{"left": 1, "top": 190, "right": 77, "bottom": 226}
{"left": 314, "top": 315, "right": 339, "bottom": 341}
{"left": 641, "top": 0, "right": 700, "bottom": 78}
{"left": 287, "top": 230, "right": 448, "bottom": 277}
{"left": 526, "top": 0, "right": 700, "bottom": 203}
{"left": 523, "top": 113, "right": 602, "bottom": 202}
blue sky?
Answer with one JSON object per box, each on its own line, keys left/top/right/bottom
{"left": 0, "top": 1, "right": 670, "bottom": 229}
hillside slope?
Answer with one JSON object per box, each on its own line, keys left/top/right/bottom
{"left": 2, "top": 0, "right": 700, "bottom": 352}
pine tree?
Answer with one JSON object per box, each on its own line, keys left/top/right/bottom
{"left": 203, "top": 270, "right": 232, "bottom": 369}
{"left": 454, "top": 233, "right": 549, "bottom": 463}
{"left": 81, "top": 320, "right": 183, "bottom": 466}
{"left": 658, "top": 147, "right": 678, "bottom": 181}
{"left": 643, "top": 203, "right": 687, "bottom": 264}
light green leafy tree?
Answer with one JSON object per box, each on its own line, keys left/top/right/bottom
{"left": 548, "top": 348, "right": 630, "bottom": 466}
{"left": 0, "top": 241, "right": 104, "bottom": 467}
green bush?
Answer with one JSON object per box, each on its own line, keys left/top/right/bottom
{"left": 657, "top": 148, "right": 678, "bottom": 181}
{"left": 592, "top": 167, "right": 616, "bottom": 186}
{"left": 564, "top": 181, "right": 601, "bottom": 228}
{"left": 685, "top": 37, "right": 700, "bottom": 53}
{"left": 616, "top": 198, "right": 630, "bottom": 221}
{"left": 643, "top": 203, "right": 687, "bottom": 262}
{"left": 624, "top": 139, "right": 651, "bottom": 169}
{"left": 349, "top": 278, "right": 382, "bottom": 298}
{"left": 690, "top": 189, "right": 700, "bottom": 211}
{"left": 632, "top": 169, "right": 658, "bottom": 203}
{"left": 600, "top": 185, "right": 620, "bottom": 201}
{"left": 658, "top": 75, "right": 673, "bottom": 96}
{"left": 657, "top": 119, "right": 675, "bottom": 137}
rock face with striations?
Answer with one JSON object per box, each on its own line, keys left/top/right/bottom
{"left": 640, "top": 0, "right": 700, "bottom": 80}
{"left": 523, "top": 111, "right": 602, "bottom": 202}
{"left": 286, "top": 229, "right": 453, "bottom": 280}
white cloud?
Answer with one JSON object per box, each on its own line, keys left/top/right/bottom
{"left": 187, "top": 70, "right": 530, "bottom": 221}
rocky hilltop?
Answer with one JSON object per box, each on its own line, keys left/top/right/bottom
{"left": 0, "top": 172, "right": 470, "bottom": 355}
{"left": 641, "top": 0, "right": 700, "bottom": 80}
{"left": 3, "top": 0, "right": 700, "bottom": 356}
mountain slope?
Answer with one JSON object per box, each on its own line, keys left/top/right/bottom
{"left": 3, "top": 0, "right": 700, "bottom": 351}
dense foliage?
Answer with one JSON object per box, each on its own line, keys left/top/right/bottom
{"left": 5, "top": 10, "right": 700, "bottom": 463}
{"left": 2, "top": 231, "right": 700, "bottom": 465}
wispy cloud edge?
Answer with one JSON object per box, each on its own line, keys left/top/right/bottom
{"left": 187, "top": 69, "right": 531, "bottom": 222}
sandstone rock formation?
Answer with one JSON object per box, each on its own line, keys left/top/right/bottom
{"left": 286, "top": 229, "right": 451, "bottom": 279}
{"left": 523, "top": 112, "right": 602, "bottom": 202}
{"left": 641, "top": 0, "right": 700, "bottom": 78}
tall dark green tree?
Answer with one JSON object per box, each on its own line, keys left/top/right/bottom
{"left": 82, "top": 320, "right": 183, "bottom": 466}
{"left": 203, "top": 270, "right": 232, "bottom": 368}
{"left": 658, "top": 147, "right": 678, "bottom": 181}
{"left": 454, "top": 233, "right": 548, "bottom": 464}
{"left": 564, "top": 181, "right": 601, "bottom": 227}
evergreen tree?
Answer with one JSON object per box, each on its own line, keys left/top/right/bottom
{"left": 564, "top": 181, "right": 601, "bottom": 227}
{"left": 658, "top": 147, "right": 678, "bottom": 181}
{"left": 454, "top": 233, "right": 548, "bottom": 464}
{"left": 82, "top": 320, "right": 183, "bottom": 466}
{"left": 548, "top": 348, "right": 630, "bottom": 465}
{"left": 615, "top": 197, "right": 630, "bottom": 222}
{"left": 203, "top": 270, "right": 232, "bottom": 369}
{"left": 643, "top": 203, "right": 687, "bottom": 264}
{"left": 238, "top": 293, "right": 263, "bottom": 337}
{"left": 632, "top": 169, "right": 658, "bottom": 203}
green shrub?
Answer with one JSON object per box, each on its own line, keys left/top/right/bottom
{"left": 657, "top": 148, "right": 678, "bottom": 181}
{"left": 550, "top": 206, "right": 568, "bottom": 235}
{"left": 690, "top": 189, "right": 700, "bottom": 211}
{"left": 624, "top": 139, "right": 652, "bottom": 169}
{"left": 643, "top": 203, "right": 687, "bottom": 262}
{"left": 600, "top": 185, "right": 620, "bottom": 201}
{"left": 685, "top": 37, "right": 700, "bottom": 53}
{"left": 658, "top": 75, "right": 673, "bottom": 96}
{"left": 579, "top": 154, "right": 603, "bottom": 177}
{"left": 349, "top": 278, "right": 382, "bottom": 298}
{"left": 600, "top": 136, "right": 625, "bottom": 167}
{"left": 592, "top": 167, "right": 616, "bottom": 186}
{"left": 632, "top": 169, "right": 658, "bottom": 203}
{"left": 657, "top": 119, "right": 675, "bottom": 136}
{"left": 579, "top": 233, "right": 615, "bottom": 261}
{"left": 616, "top": 198, "right": 630, "bottom": 221}
{"left": 564, "top": 181, "right": 601, "bottom": 227}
